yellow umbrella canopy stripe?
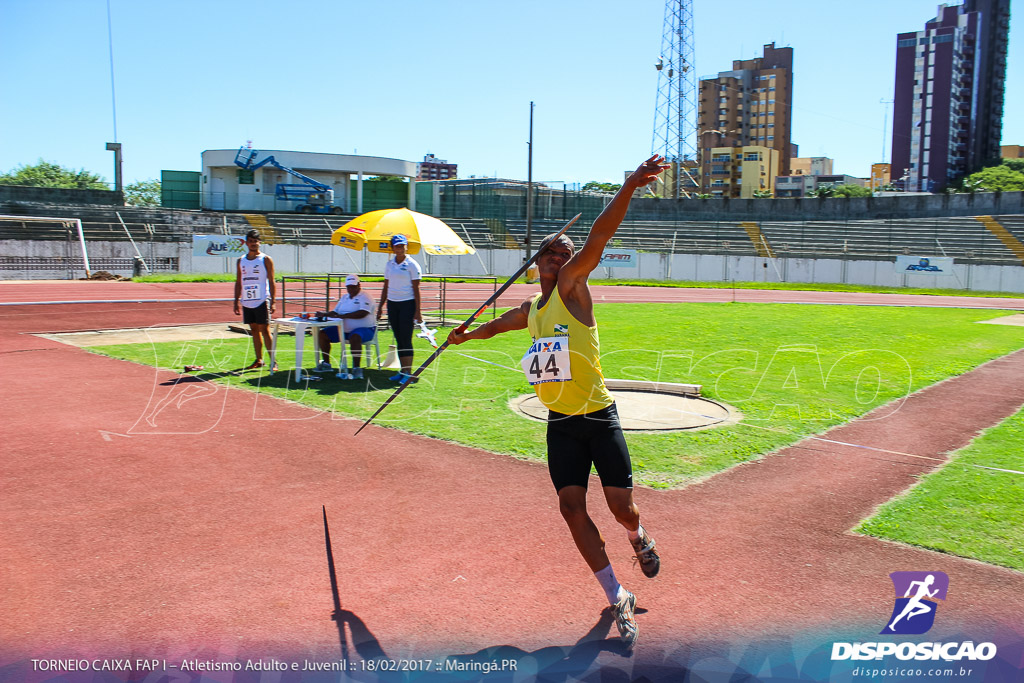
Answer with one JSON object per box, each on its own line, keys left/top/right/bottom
{"left": 330, "top": 208, "right": 475, "bottom": 255}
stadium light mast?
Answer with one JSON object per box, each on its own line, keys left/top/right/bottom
{"left": 650, "top": 0, "right": 697, "bottom": 199}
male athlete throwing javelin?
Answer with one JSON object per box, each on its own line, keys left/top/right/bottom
{"left": 447, "top": 155, "right": 668, "bottom": 647}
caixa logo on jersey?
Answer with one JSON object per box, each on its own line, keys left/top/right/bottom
{"left": 882, "top": 571, "right": 948, "bottom": 635}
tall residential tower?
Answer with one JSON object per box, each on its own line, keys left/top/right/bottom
{"left": 891, "top": 0, "right": 1010, "bottom": 191}
{"left": 697, "top": 42, "right": 794, "bottom": 196}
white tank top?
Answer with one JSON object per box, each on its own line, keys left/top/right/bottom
{"left": 238, "top": 254, "right": 269, "bottom": 308}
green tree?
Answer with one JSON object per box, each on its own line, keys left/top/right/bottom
{"left": 752, "top": 189, "right": 773, "bottom": 198}
{"left": 1000, "top": 158, "right": 1024, "bottom": 174}
{"left": 365, "top": 175, "right": 407, "bottom": 182}
{"left": 832, "top": 184, "right": 872, "bottom": 198}
{"left": 125, "top": 179, "right": 161, "bottom": 207}
{"left": 582, "top": 181, "right": 622, "bottom": 193}
{"left": 0, "top": 159, "right": 108, "bottom": 189}
{"left": 960, "top": 164, "right": 1024, "bottom": 192}
{"left": 807, "top": 185, "right": 835, "bottom": 198}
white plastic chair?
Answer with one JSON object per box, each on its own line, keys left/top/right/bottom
{"left": 337, "top": 325, "right": 381, "bottom": 377}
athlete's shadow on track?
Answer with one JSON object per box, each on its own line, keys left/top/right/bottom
{"left": 331, "top": 607, "right": 636, "bottom": 682}
{"left": 323, "top": 508, "right": 640, "bottom": 682}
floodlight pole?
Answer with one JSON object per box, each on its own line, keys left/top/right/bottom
{"left": 106, "top": 142, "right": 123, "bottom": 194}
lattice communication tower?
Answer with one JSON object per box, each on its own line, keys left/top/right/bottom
{"left": 650, "top": 0, "right": 697, "bottom": 198}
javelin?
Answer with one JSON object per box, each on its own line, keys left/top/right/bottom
{"left": 355, "top": 213, "right": 582, "bottom": 435}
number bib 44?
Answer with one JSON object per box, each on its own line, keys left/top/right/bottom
{"left": 521, "top": 335, "right": 571, "bottom": 385}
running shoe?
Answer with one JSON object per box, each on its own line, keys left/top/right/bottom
{"left": 613, "top": 589, "right": 638, "bottom": 648}
{"left": 244, "top": 360, "right": 265, "bottom": 370}
{"left": 315, "top": 361, "right": 333, "bottom": 372}
{"left": 389, "top": 373, "right": 405, "bottom": 381}
{"left": 631, "top": 527, "right": 660, "bottom": 578}
{"left": 352, "top": 367, "right": 364, "bottom": 379}
{"left": 399, "top": 373, "right": 418, "bottom": 385}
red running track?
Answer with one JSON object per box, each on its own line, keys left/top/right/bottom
{"left": 1, "top": 281, "right": 1022, "bottom": 681}
{"left": 2, "top": 279, "right": 1023, "bottom": 310}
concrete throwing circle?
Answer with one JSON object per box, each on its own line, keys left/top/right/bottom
{"left": 509, "top": 379, "right": 740, "bottom": 431}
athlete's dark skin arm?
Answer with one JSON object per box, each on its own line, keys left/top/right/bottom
{"left": 448, "top": 156, "right": 667, "bottom": 346}
{"left": 447, "top": 300, "right": 529, "bottom": 345}
{"left": 555, "top": 155, "right": 668, "bottom": 326}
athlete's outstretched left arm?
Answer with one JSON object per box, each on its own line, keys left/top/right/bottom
{"left": 559, "top": 155, "right": 668, "bottom": 283}
{"left": 447, "top": 299, "right": 530, "bottom": 345}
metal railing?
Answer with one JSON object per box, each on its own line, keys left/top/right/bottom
{"left": 279, "top": 275, "right": 499, "bottom": 324}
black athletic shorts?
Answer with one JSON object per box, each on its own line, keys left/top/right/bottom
{"left": 242, "top": 302, "right": 269, "bottom": 325}
{"left": 546, "top": 403, "right": 632, "bottom": 491}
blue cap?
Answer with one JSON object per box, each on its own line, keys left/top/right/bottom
{"left": 390, "top": 234, "right": 409, "bottom": 247}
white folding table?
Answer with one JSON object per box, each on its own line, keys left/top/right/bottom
{"left": 269, "top": 317, "right": 346, "bottom": 382}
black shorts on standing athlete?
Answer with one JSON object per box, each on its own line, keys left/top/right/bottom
{"left": 545, "top": 403, "right": 632, "bottom": 491}
{"left": 242, "top": 302, "right": 269, "bottom": 325}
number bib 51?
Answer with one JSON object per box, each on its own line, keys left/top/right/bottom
{"left": 521, "top": 335, "right": 571, "bottom": 385}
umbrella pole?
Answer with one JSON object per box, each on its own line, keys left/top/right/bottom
{"left": 354, "top": 213, "right": 582, "bottom": 435}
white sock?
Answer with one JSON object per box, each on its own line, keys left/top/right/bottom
{"left": 595, "top": 564, "right": 622, "bottom": 605}
{"left": 627, "top": 524, "right": 642, "bottom": 542}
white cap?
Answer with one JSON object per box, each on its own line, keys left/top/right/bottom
{"left": 345, "top": 274, "right": 360, "bottom": 285}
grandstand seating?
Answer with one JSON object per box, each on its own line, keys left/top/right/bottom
{"left": 0, "top": 201, "right": 249, "bottom": 242}
{"left": 2, "top": 199, "right": 1022, "bottom": 267}
{"left": 758, "top": 216, "right": 1022, "bottom": 264}
{"left": 502, "top": 216, "right": 1024, "bottom": 265}
{"left": 506, "top": 218, "right": 762, "bottom": 256}
{"left": 260, "top": 213, "right": 503, "bottom": 249}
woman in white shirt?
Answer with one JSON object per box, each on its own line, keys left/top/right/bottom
{"left": 376, "top": 233, "right": 421, "bottom": 383}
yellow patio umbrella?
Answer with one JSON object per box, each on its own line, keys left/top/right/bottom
{"left": 330, "top": 208, "right": 475, "bottom": 255}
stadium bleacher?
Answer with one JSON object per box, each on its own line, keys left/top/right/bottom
{"left": 3, "top": 199, "right": 1023, "bottom": 267}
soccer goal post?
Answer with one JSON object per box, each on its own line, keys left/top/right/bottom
{"left": 0, "top": 215, "right": 91, "bottom": 277}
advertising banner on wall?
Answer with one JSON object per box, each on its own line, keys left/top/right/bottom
{"left": 192, "top": 235, "right": 246, "bottom": 258}
{"left": 895, "top": 256, "right": 955, "bottom": 276}
{"left": 598, "top": 249, "right": 637, "bottom": 268}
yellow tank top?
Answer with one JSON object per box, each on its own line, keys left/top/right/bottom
{"left": 527, "top": 286, "right": 614, "bottom": 415}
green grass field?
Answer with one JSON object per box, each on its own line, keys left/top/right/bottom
{"left": 856, "top": 408, "right": 1024, "bottom": 572}
{"left": 91, "top": 302, "right": 1024, "bottom": 486}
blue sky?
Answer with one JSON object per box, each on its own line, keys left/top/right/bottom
{"left": 1, "top": 0, "right": 1020, "bottom": 188}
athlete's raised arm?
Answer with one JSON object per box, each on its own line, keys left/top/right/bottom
{"left": 559, "top": 155, "right": 668, "bottom": 285}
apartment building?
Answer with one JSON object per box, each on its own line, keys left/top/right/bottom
{"left": 790, "top": 157, "right": 834, "bottom": 176}
{"left": 698, "top": 42, "right": 794, "bottom": 194}
{"left": 870, "top": 163, "right": 893, "bottom": 190}
{"left": 705, "top": 145, "right": 780, "bottom": 198}
{"left": 775, "top": 174, "right": 868, "bottom": 198}
{"left": 417, "top": 154, "right": 457, "bottom": 181}
{"left": 891, "top": 0, "right": 1010, "bottom": 191}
